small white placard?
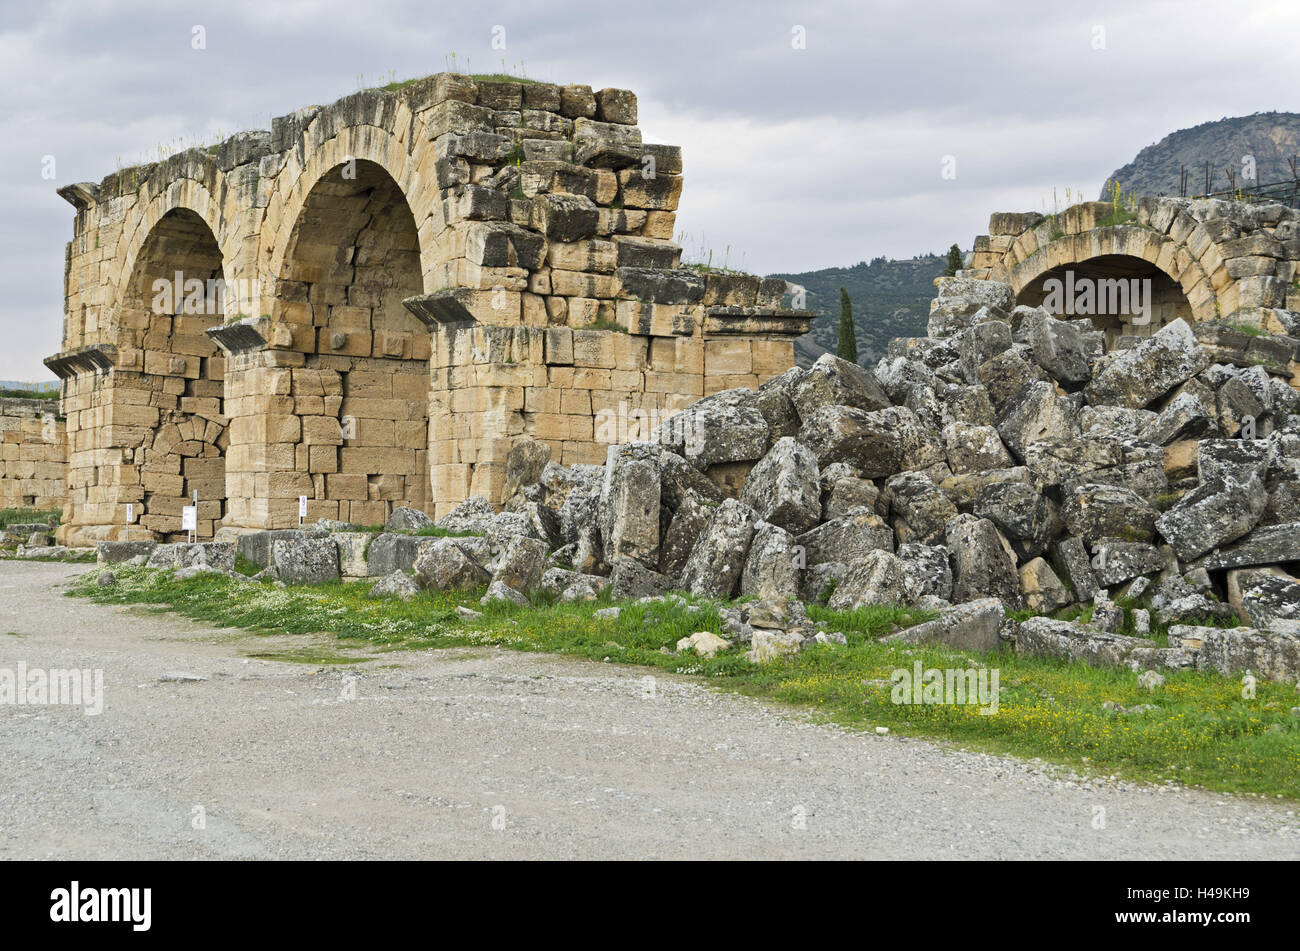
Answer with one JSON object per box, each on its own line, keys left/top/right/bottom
{"left": 298, "top": 495, "right": 308, "bottom": 518}
{"left": 126, "top": 503, "right": 134, "bottom": 522}
{"left": 181, "top": 506, "right": 197, "bottom": 532}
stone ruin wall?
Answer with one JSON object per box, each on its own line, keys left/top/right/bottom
{"left": 48, "top": 83, "right": 1300, "bottom": 548}
{"left": 45, "top": 73, "right": 810, "bottom": 546}
{"left": 0, "top": 398, "right": 67, "bottom": 511}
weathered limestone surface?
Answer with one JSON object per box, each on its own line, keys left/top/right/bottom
{"left": 0, "top": 398, "right": 67, "bottom": 511}
{"left": 45, "top": 73, "right": 811, "bottom": 546}
{"left": 967, "top": 197, "right": 1300, "bottom": 355}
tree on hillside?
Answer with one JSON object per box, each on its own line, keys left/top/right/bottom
{"left": 837, "top": 287, "right": 858, "bottom": 362}
{"left": 945, "top": 244, "right": 963, "bottom": 276}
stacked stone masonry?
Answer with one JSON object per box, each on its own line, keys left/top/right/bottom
{"left": 0, "top": 399, "right": 67, "bottom": 510}
{"left": 965, "top": 198, "right": 1300, "bottom": 363}
{"left": 44, "top": 73, "right": 810, "bottom": 545}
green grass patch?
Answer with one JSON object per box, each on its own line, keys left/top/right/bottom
{"left": 1153, "top": 491, "right": 1186, "bottom": 512}
{"left": 233, "top": 554, "right": 262, "bottom": 577}
{"left": 1096, "top": 207, "right": 1138, "bottom": 228}
{"left": 1225, "top": 321, "right": 1268, "bottom": 338}
{"left": 470, "top": 73, "right": 542, "bottom": 85}
{"left": 0, "top": 388, "right": 58, "bottom": 400}
{"left": 377, "top": 72, "right": 542, "bottom": 93}
{"left": 410, "top": 525, "right": 482, "bottom": 538}
{"left": 66, "top": 566, "right": 1300, "bottom": 799}
{"left": 0, "top": 508, "right": 60, "bottom": 529}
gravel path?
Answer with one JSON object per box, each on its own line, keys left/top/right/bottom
{"left": 0, "top": 560, "right": 1296, "bottom": 860}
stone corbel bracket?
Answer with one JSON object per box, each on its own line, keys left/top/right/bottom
{"left": 206, "top": 316, "right": 272, "bottom": 354}
{"left": 44, "top": 343, "right": 117, "bottom": 379}
{"left": 703, "top": 305, "right": 814, "bottom": 336}
{"left": 56, "top": 182, "right": 100, "bottom": 212}
{"left": 403, "top": 290, "right": 482, "bottom": 328}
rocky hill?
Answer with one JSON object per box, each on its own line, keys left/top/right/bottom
{"left": 768, "top": 255, "right": 946, "bottom": 367}
{"left": 1101, "top": 112, "right": 1300, "bottom": 200}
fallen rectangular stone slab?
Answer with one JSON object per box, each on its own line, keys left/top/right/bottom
{"left": 881, "top": 598, "right": 1004, "bottom": 653}
{"left": 364, "top": 533, "right": 430, "bottom": 576}
{"left": 1123, "top": 646, "right": 1201, "bottom": 672}
{"left": 332, "top": 532, "right": 370, "bottom": 580}
{"left": 16, "top": 545, "right": 72, "bottom": 559}
{"left": 270, "top": 536, "right": 340, "bottom": 585}
{"left": 96, "top": 540, "right": 158, "bottom": 564}
{"left": 1169, "top": 624, "right": 1300, "bottom": 683}
{"left": 146, "top": 542, "right": 235, "bottom": 572}
{"left": 1083, "top": 318, "right": 1209, "bottom": 409}
{"left": 1191, "top": 522, "right": 1300, "bottom": 571}
{"left": 1090, "top": 539, "right": 1168, "bottom": 588}
{"left": 1015, "top": 616, "right": 1155, "bottom": 667}
{"left": 237, "top": 529, "right": 305, "bottom": 569}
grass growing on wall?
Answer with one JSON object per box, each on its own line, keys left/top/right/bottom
{"left": 68, "top": 565, "right": 1300, "bottom": 801}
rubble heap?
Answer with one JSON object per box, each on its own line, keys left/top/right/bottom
{"left": 492, "top": 277, "right": 1300, "bottom": 679}
{"left": 97, "top": 276, "right": 1300, "bottom": 681}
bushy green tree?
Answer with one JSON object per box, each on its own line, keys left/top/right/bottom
{"left": 837, "top": 287, "right": 858, "bottom": 362}
{"left": 945, "top": 243, "right": 963, "bottom": 276}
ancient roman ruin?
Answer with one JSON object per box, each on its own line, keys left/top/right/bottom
{"left": 41, "top": 73, "right": 809, "bottom": 546}
{"left": 0, "top": 398, "right": 66, "bottom": 511}
{"left": 966, "top": 197, "right": 1300, "bottom": 346}
{"left": 6, "top": 77, "right": 1300, "bottom": 686}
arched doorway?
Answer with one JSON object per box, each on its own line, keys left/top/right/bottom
{"left": 117, "top": 208, "right": 228, "bottom": 539}
{"left": 275, "top": 160, "right": 430, "bottom": 524}
{"left": 1016, "top": 255, "right": 1193, "bottom": 348}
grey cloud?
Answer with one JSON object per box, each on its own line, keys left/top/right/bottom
{"left": 0, "top": 0, "right": 1296, "bottom": 376}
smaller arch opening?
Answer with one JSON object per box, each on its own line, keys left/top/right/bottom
{"left": 1017, "top": 255, "right": 1193, "bottom": 348}
{"left": 117, "top": 208, "right": 228, "bottom": 540}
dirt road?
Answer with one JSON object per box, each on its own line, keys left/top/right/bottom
{"left": 0, "top": 560, "right": 1295, "bottom": 859}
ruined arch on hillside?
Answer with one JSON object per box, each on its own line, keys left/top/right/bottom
{"left": 1014, "top": 254, "right": 1194, "bottom": 347}
{"left": 967, "top": 199, "right": 1300, "bottom": 335}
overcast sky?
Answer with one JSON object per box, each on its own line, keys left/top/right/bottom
{"left": 1, "top": 0, "right": 1297, "bottom": 379}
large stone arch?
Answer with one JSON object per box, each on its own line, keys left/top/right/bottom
{"left": 260, "top": 117, "right": 441, "bottom": 295}
{"left": 49, "top": 73, "right": 814, "bottom": 541}
{"left": 109, "top": 176, "right": 236, "bottom": 331}
{"left": 219, "top": 152, "right": 433, "bottom": 530}
{"left": 999, "top": 228, "right": 1198, "bottom": 347}
{"left": 1013, "top": 252, "right": 1194, "bottom": 346}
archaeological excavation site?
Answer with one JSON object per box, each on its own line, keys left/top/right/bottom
{"left": 6, "top": 72, "right": 1300, "bottom": 685}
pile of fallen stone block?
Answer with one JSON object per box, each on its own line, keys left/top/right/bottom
{"left": 2, "top": 518, "right": 92, "bottom": 560}
{"left": 491, "top": 277, "right": 1300, "bottom": 679}
{"left": 93, "top": 275, "right": 1300, "bottom": 681}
